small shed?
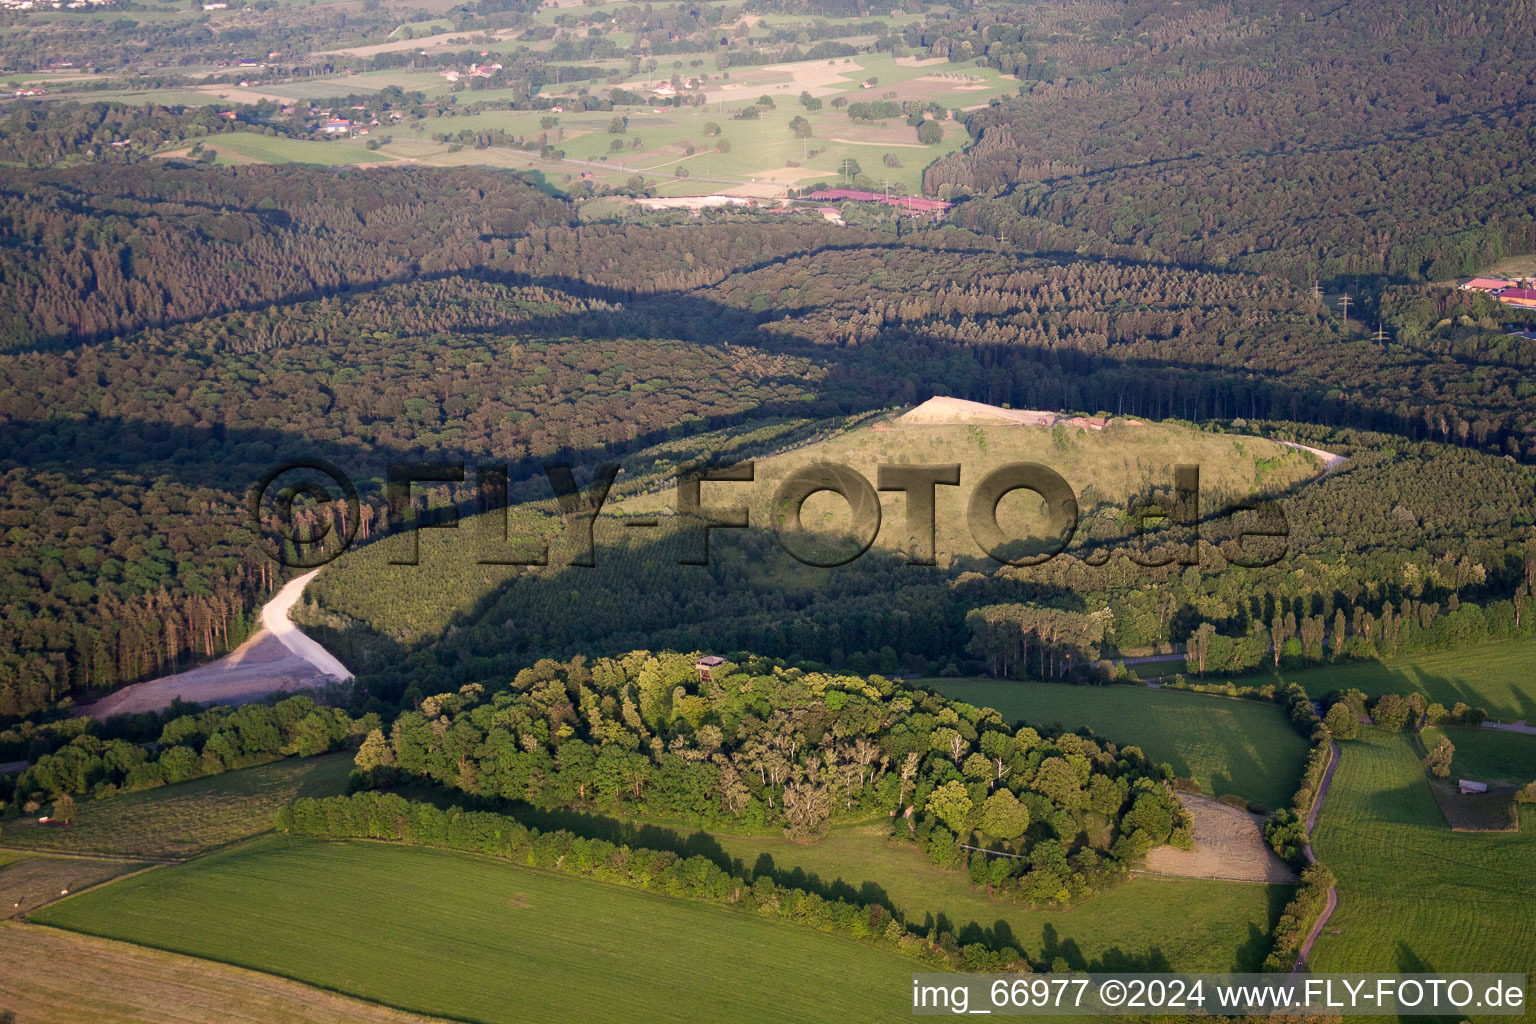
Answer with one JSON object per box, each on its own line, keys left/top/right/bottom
{"left": 695, "top": 655, "right": 726, "bottom": 682}
{"left": 1458, "top": 779, "right": 1488, "bottom": 794}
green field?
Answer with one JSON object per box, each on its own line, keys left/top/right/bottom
{"left": 1271, "top": 636, "right": 1536, "bottom": 722}
{"left": 1309, "top": 729, "right": 1536, "bottom": 985}
{"left": 714, "top": 822, "right": 1287, "bottom": 972}
{"left": 0, "top": 754, "right": 351, "bottom": 860}
{"left": 109, "top": 51, "right": 1018, "bottom": 193}
{"left": 37, "top": 837, "right": 918, "bottom": 1024}
{"left": 1419, "top": 725, "right": 1536, "bottom": 786}
{"left": 922, "top": 679, "right": 1309, "bottom": 811}
{"left": 193, "top": 132, "right": 395, "bottom": 167}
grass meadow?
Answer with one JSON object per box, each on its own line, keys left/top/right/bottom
{"left": 0, "top": 754, "right": 352, "bottom": 860}
{"left": 1419, "top": 725, "right": 1536, "bottom": 786}
{"left": 37, "top": 836, "right": 920, "bottom": 1024}
{"left": 1264, "top": 635, "right": 1536, "bottom": 722}
{"left": 921, "top": 679, "right": 1309, "bottom": 811}
{"left": 713, "top": 821, "right": 1288, "bottom": 972}
{"left": 1308, "top": 728, "right": 1536, "bottom": 983}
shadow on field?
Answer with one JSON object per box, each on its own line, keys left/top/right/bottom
{"left": 1038, "top": 923, "right": 1171, "bottom": 972}
{"left": 1396, "top": 942, "right": 1462, "bottom": 1024}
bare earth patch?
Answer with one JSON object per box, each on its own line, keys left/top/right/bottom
{"left": 1142, "top": 795, "right": 1297, "bottom": 883}
{"left": 0, "top": 922, "right": 448, "bottom": 1024}
{"left": 73, "top": 630, "right": 331, "bottom": 719}
{"left": 75, "top": 571, "right": 349, "bottom": 719}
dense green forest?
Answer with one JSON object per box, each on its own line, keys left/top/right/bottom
{"left": 2, "top": 155, "right": 1534, "bottom": 717}
{"left": 355, "top": 650, "right": 1190, "bottom": 905}
{"left": 2, "top": 0, "right": 1535, "bottom": 724}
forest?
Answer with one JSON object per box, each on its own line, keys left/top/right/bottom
{"left": 2, "top": 157, "right": 1535, "bottom": 718}
{"left": 352, "top": 650, "right": 1190, "bottom": 907}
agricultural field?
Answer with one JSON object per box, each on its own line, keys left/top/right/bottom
{"left": 99, "top": 50, "right": 1017, "bottom": 193}
{"left": 1308, "top": 728, "right": 1536, "bottom": 979}
{"left": 162, "top": 132, "right": 394, "bottom": 167}
{"left": 0, "top": 754, "right": 351, "bottom": 860}
{"left": 0, "top": 921, "right": 447, "bottom": 1024}
{"left": 36, "top": 837, "right": 920, "bottom": 1024}
{"left": 1419, "top": 725, "right": 1536, "bottom": 787}
{"left": 1273, "top": 636, "right": 1536, "bottom": 722}
{"left": 0, "top": 853, "right": 147, "bottom": 919}
{"left": 921, "top": 679, "right": 1309, "bottom": 811}
{"left": 712, "top": 822, "right": 1289, "bottom": 972}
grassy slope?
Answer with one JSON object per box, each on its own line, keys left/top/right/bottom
{"left": 1308, "top": 729, "right": 1536, "bottom": 983}
{"left": 1264, "top": 635, "right": 1536, "bottom": 722}
{"left": 618, "top": 417, "right": 1319, "bottom": 554}
{"left": 312, "top": 413, "right": 1317, "bottom": 649}
{"left": 1420, "top": 725, "right": 1536, "bottom": 786}
{"left": 921, "top": 679, "right": 1308, "bottom": 811}
{"left": 0, "top": 921, "right": 449, "bottom": 1024}
{"left": 712, "top": 822, "right": 1287, "bottom": 972}
{"left": 37, "top": 836, "right": 918, "bottom": 1024}
{"left": 0, "top": 754, "right": 352, "bottom": 860}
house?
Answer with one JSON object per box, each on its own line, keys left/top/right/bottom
{"left": 1459, "top": 277, "right": 1516, "bottom": 293}
{"left": 1498, "top": 287, "right": 1536, "bottom": 309}
{"left": 695, "top": 655, "right": 726, "bottom": 682}
{"left": 201, "top": 2, "right": 226, "bottom": 8}
{"left": 322, "top": 118, "right": 352, "bottom": 134}
{"left": 1458, "top": 779, "right": 1489, "bottom": 794}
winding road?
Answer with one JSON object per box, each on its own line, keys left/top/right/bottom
{"left": 1292, "top": 739, "right": 1342, "bottom": 973}
{"left": 258, "top": 570, "right": 352, "bottom": 681}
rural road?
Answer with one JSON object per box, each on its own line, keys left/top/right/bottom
{"left": 260, "top": 570, "right": 352, "bottom": 680}
{"left": 73, "top": 571, "right": 351, "bottom": 719}
{"left": 1293, "top": 740, "right": 1342, "bottom": 973}
{"left": 1277, "top": 440, "right": 1348, "bottom": 477}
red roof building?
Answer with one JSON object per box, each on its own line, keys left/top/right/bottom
{"left": 805, "top": 188, "right": 952, "bottom": 216}
{"left": 1460, "top": 277, "right": 1516, "bottom": 292}
{"left": 1497, "top": 287, "right": 1536, "bottom": 308}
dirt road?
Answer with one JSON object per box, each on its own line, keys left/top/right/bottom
{"left": 74, "top": 572, "right": 350, "bottom": 719}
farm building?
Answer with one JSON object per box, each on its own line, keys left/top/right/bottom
{"left": 1497, "top": 287, "right": 1536, "bottom": 308}
{"left": 1458, "top": 779, "right": 1489, "bottom": 794}
{"left": 1459, "top": 277, "right": 1516, "bottom": 293}
{"left": 804, "top": 189, "right": 952, "bottom": 217}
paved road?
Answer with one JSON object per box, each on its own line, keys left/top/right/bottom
{"left": 1482, "top": 719, "right": 1536, "bottom": 735}
{"left": 1293, "top": 740, "right": 1342, "bottom": 972}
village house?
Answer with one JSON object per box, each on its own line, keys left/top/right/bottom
{"left": 322, "top": 117, "right": 352, "bottom": 135}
